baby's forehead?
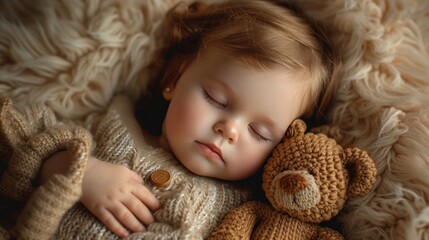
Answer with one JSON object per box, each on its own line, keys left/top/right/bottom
{"left": 196, "top": 45, "right": 303, "bottom": 74}
{"left": 191, "top": 45, "right": 311, "bottom": 106}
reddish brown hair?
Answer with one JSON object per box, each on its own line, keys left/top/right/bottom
{"left": 136, "top": 0, "right": 341, "bottom": 135}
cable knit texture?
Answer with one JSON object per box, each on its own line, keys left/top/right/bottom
{"left": 0, "top": 97, "right": 93, "bottom": 239}
{"left": 0, "top": 0, "right": 428, "bottom": 239}
{"left": 0, "top": 96, "right": 250, "bottom": 239}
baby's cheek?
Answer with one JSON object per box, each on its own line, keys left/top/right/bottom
{"left": 168, "top": 94, "right": 206, "bottom": 135}
{"left": 234, "top": 145, "right": 272, "bottom": 178}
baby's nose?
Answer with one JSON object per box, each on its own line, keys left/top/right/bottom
{"left": 213, "top": 121, "right": 239, "bottom": 143}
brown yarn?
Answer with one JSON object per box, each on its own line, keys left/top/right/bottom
{"left": 280, "top": 173, "right": 308, "bottom": 194}
{"left": 209, "top": 119, "right": 377, "bottom": 240}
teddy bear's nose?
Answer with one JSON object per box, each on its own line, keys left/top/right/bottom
{"left": 279, "top": 173, "right": 308, "bottom": 194}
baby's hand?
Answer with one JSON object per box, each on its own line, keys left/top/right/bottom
{"left": 81, "top": 157, "right": 160, "bottom": 238}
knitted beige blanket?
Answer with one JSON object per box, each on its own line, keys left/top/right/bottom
{"left": 0, "top": 95, "right": 250, "bottom": 239}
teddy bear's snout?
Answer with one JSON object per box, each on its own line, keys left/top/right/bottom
{"left": 280, "top": 173, "right": 308, "bottom": 194}
{"left": 270, "top": 170, "right": 321, "bottom": 211}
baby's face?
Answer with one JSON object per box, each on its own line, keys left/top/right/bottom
{"left": 162, "top": 47, "right": 308, "bottom": 180}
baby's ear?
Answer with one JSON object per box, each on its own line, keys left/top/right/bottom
{"left": 285, "top": 119, "right": 306, "bottom": 139}
{"left": 344, "top": 148, "right": 377, "bottom": 197}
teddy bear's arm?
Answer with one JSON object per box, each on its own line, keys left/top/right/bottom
{"left": 208, "top": 201, "right": 262, "bottom": 240}
{"left": 316, "top": 227, "right": 344, "bottom": 240}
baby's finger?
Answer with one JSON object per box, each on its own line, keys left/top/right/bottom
{"left": 123, "top": 196, "right": 156, "bottom": 226}
{"left": 130, "top": 171, "right": 144, "bottom": 184}
{"left": 133, "top": 185, "right": 161, "bottom": 212}
{"left": 95, "top": 207, "right": 129, "bottom": 238}
{"left": 109, "top": 202, "right": 145, "bottom": 233}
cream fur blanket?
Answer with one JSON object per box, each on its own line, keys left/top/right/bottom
{"left": 0, "top": 0, "right": 428, "bottom": 239}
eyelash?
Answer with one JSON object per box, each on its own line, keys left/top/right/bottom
{"left": 202, "top": 88, "right": 269, "bottom": 143}
{"left": 202, "top": 89, "right": 226, "bottom": 108}
{"left": 248, "top": 126, "right": 269, "bottom": 143}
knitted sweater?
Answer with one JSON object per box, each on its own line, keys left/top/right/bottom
{"left": 0, "top": 95, "right": 251, "bottom": 240}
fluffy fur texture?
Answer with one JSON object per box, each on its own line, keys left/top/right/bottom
{"left": 0, "top": 0, "right": 428, "bottom": 239}
{"left": 0, "top": 0, "right": 182, "bottom": 118}
{"left": 293, "top": 1, "right": 429, "bottom": 239}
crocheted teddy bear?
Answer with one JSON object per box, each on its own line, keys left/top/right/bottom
{"left": 209, "top": 119, "right": 377, "bottom": 240}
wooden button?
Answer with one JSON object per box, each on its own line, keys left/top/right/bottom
{"left": 150, "top": 169, "right": 171, "bottom": 187}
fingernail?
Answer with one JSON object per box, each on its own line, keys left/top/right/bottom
{"left": 120, "top": 230, "right": 129, "bottom": 238}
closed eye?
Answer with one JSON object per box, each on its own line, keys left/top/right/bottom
{"left": 202, "top": 89, "right": 226, "bottom": 108}
{"left": 248, "top": 125, "right": 270, "bottom": 143}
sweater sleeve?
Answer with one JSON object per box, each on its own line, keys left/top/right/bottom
{"left": 0, "top": 97, "right": 94, "bottom": 240}
{"left": 10, "top": 94, "right": 252, "bottom": 240}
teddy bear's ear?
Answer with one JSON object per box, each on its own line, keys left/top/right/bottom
{"left": 0, "top": 97, "right": 31, "bottom": 159}
{"left": 284, "top": 119, "right": 306, "bottom": 139}
{"left": 344, "top": 148, "right": 377, "bottom": 197}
